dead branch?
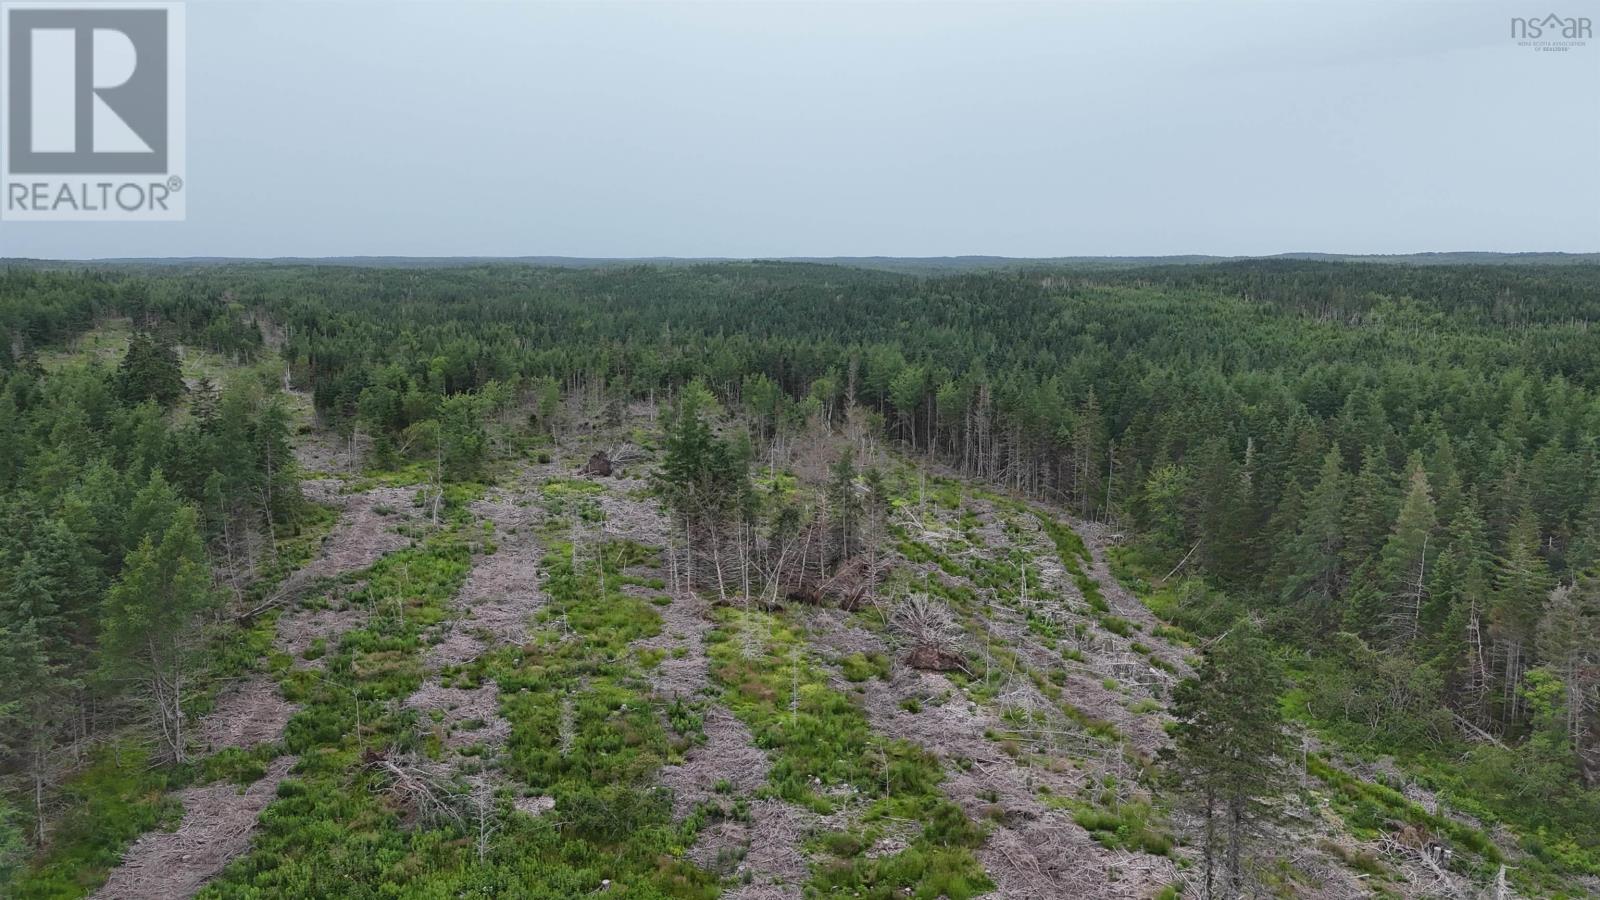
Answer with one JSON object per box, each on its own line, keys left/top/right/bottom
{"left": 368, "top": 751, "right": 463, "bottom": 827}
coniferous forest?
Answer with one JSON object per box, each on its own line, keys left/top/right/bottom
{"left": 1, "top": 259, "right": 1599, "bottom": 898}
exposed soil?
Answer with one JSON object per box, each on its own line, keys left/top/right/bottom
{"left": 396, "top": 468, "right": 565, "bottom": 786}
{"left": 568, "top": 470, "right": 821, "bottom": 896}
{"left": 937, "top": 694, "right": 1163, "bottom": 898}
{"left": 93, "top": 423, "right": 1443, "bottom": 900}
{"left": 91, "top": 757, "right": 295, "bottom": 900}
{"left": 1076, "top": 521, "right": 1192, "bottom": 674}
{"left": 632, "top": 582, "right": 715, "bottom": 699}
{"left": 275, "top": 482, "right": 425, "bottom": 662}
{"left": 277, "top": 483, "right": 423, "bottom": 601}
{"left": 512, "top": 794, "right": 556, "bottom": 817}
{"left": 800, "top": 599, "right": 1174, "bottom": 899}
{"left": 923, "top": 498, "right": 1182, "bottom": 758}
{"left": 594, "top": 476, "right": 674, "bottom": 547}
{"left": 717, "top": 799, "right": 819, "bottom": 898}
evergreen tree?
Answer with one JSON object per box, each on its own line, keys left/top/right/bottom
{"left": 254, "top": 395, "right": 300, "bottom": 524}
{"left": 1492, "top": 507, "right": 1552, "bottom": 727}
{"left": 1380, "top": 463, "right": 1436, "bottom": 647}
{"left": 1194, "top": 439, "right": 1251, "bottom": 582}
{"left": 1343, "top": 446, "right": 1396, "bottom": 571}
{"left": 100, "top": 507, "right": 216, "bottom": 762}
{"left": 1567, "top": 486, "right": 1600, "bottom": 577}
{"left": 1279, "top": 448, "right": 1348, "bottom": 626}
{"left": 0, "top": 621, "right": 72, "bottom": 843}
{"left": 115, "top": 332, "right": 184, "bottom": 408}
{"left": 123, "top": 470, "right": 183, "bottom": 558}
{"left": 437, "top": 392, "right": 488, "bottom": 481}
{"left": 657, "top": 386, "right": 749, "bottom": 596}
{"left": 1536, "top": 580, "right": 1600, "bottom": 785}
{"left": 1163, "top": 619, "right": 1290, "bottom": 898}
{"left": 1429, "top": 502, "right": 1493, "bottom": 697}
{"left": 1261, "top": 475, "right": 1304, "bottom": 601}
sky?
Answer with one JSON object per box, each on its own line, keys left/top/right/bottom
{"left": 1, "top": 0, "right": 1597, "bottom": 259}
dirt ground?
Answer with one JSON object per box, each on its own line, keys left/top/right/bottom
{"left": 93, "top": 407, "right": 1441, "bottom": 899}
{"left": 798, "top": 599, "right": 1176, "bottom": 900}
{"left": 276, "top": 482, "right": 424, "bottom": 603}
{"left": 400, "top": 469, "right": 557, "bottom": 778}
{"left": 569, "top": 471, "right": 824, "bottom": 897}
{"left": 405, "top": 682, "right": 511, "bottom": 750}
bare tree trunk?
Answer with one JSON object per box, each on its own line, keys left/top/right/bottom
{"left": 711, "top": 525, "right": 728, "bottom": 602}
{"left": 1225, "top": 797, "right": 1245, "bottom": 897}
{"left": 32, "top": 743, "right": 48, "bottom": 845}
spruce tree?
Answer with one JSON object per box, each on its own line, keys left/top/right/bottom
{"left": 656, "top": 386, "right": 749, "bottom": 596}
{"left": 827, "top": 450, "right": 861, "bottom": 563}
{"left": 1380, "top": 463, "right": 1436, "bottom": 647}
{"left": 1343, "top": 446, "right": 1396, "bottom": 571}
{"left": 1279, "top": 448, "right": 1348, "bottom": 625}
{"left": 1163, "top": 619, "right": 1290, "bottom": 898}
{"left": 1535, "top": 580, "right": 1600, "bottom": 784}
{"left": 100, "top": 507, "right": 216, "bottom": 762}
{"left": 115, "top": 332, "right": 185, "bottom": 408}
{"left": 1492, "top": 507, "right": 1552, "bottom": 727}
{"left": 1432, "top": 501, "right": 1494, "bottom": 715}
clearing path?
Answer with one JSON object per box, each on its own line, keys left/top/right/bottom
{"left": 405, "top": 468, "right": 556, "bottom": 770}
{"left": 90, "top": 757, "right": 295, "bottom": 900}
{"left": 275, "top": 480, "right": 426, "bottom": 662}
{"left": 1076, "top": 522, "right": 1188, "bottom": 659}
{"left": 92, "top": 477, "right": 430, "bottom": 899}
{"left": 573, "top": 468, "right": 814, "bottom": 896}
{"left": 425, "top": 474, "right": 549, "bottom": 669}
{"left": 198, "top": 677, "right": 296, "bottom": 753}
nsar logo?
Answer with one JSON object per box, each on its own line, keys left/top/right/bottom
{"left": 1510, "top": 12, "right": 1592, "bottom": 51}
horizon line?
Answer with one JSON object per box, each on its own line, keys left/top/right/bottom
{"left": 4, "top": 250, "right": 1600, "bottom": 265}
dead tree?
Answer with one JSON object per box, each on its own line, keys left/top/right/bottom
{"left": 368, "top": 750, "right": 462, "bottom": 827}
{"left": 892, "top": 593, "right": 966, "bottom": 672}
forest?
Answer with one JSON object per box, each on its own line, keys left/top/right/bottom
{"left": 0, "top": 259, "right": 1598, "bottom": 898}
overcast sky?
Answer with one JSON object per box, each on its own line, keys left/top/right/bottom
{"left": 2, "top": 0, "right": 1597, "bottom": 259}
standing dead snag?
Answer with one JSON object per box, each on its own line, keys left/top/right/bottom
{"left": 468, "top": 775, "right": 502, "bottom": 863}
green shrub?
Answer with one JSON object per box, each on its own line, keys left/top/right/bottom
{"left": 1070, "top": 800, "right": 1173, "bottom": 857}
{"left": 841, "top": 651, "right": 892, "bottom": 682}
